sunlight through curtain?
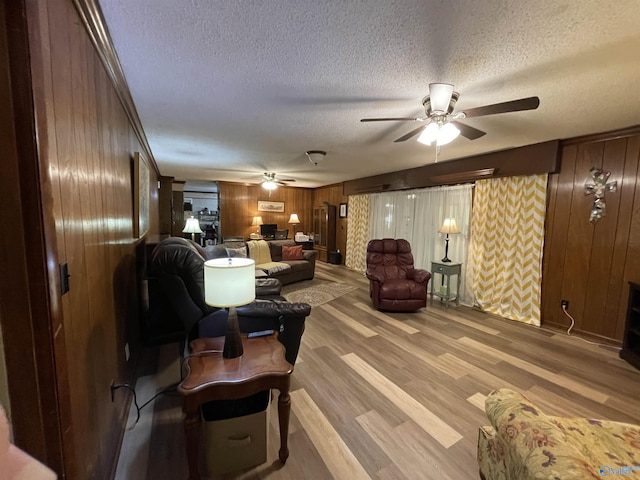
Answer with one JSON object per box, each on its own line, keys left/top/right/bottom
{"left": 369, "top": 184, "right": 474, "bottom": 305}
{"left": 345, "top": 194, "right": 370, "bottom": 272}
{"left": 467, "top": 175, "right": 548, "bottom": 326}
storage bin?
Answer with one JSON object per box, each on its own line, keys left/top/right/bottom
{"left": 328, "top": 250, "right": 342, "bottom": 264}
{"left": 204, "top": 397, "right": 270, "bottom": 475}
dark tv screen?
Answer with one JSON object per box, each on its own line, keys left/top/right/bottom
{"left": 260, "top": 224, "right": 277, "bottom": 238}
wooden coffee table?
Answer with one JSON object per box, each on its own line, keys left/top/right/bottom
{"left": 178, "top": 335, "right": 293, "bottom": 480}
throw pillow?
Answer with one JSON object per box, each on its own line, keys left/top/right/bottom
{"left": 282, "top": 245, "right": 304, "bottom": 261}
{"left": 225, "top": 246, "right": 247, "bottom": 258}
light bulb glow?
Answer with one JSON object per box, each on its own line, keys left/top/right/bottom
{"left": 417, "top": 122, "right": 440, "bottom": 145}
{"left": 437, "top": 122, "right": 460, "bottom": 146}
{"left": 416, "top": 121, "right": 461, "bottom": 146}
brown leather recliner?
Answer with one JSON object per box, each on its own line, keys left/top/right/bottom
{"left": 365, "top": 238, "right": 431, "bottom": 312}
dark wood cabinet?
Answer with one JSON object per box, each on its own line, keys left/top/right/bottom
{"left": 312, "top": 205, "right": 336, "bottom": 262}
{"left": 620, "top": 281, "right": 640, "bottom": 369}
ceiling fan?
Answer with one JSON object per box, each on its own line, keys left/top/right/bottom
{"left": 261, "top": 172, "right": 295, "bottom": 190}
{"left": 361, "top": 83, "right": 540, "bottom": 145}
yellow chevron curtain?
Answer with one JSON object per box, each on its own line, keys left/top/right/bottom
{"left": 345, "top": 194, "right": 370, "bottom": 272}
{"left": 468, "top": 175, "right": 547, "bottom": 326}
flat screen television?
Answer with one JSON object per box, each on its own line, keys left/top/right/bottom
{"left": 259, "top": 223, "right": 277, "bottom": 239}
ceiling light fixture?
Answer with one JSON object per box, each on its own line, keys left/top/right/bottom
{"left": 262, "top": 180, "right": 277, "bottom": 190}
{"left": 306, "top": 150, "right": 326, "bottom": 166}
{"left": 417, "top": 120, "right": 460, "bottom": 146}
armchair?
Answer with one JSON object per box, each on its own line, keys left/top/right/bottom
{"left": 478, "top": 388, "right": 640, "bottom": 480}
{"left": 365, "top": 238, "right": 431, "bottom": 312}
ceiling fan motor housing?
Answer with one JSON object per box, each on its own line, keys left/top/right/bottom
{"left": 423, "top": 91, "right": 459, "bottom": 116}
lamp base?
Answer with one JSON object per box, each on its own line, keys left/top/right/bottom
{"left": 223, "top": 306, "right": 243, "bottom": 358}
{"left": 441, "top": 235, "right": 452, "bottom": 262}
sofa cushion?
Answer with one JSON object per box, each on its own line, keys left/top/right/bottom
{"left": 267, "top": 239, "right": 297, "bottom": 262}
{"left": 256, "top": 262, "right": 291, "bottom": 276}
{"left": 203, "top": 244, "right": 228, "bottom": 260}
{"left": 225, "top": 246, "right": 247, "bottom": 258}
{"left": 282, "top": 245, "right": 303, "bottom": 260}
{"left": 247, "top": 240, "right": 272, "bottom": 264}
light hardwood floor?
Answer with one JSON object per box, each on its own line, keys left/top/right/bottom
{"left": 115, "top": 262, "right": 640, "bottom": 479}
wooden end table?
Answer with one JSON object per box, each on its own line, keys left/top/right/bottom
{"left": 178, "top": 335, "right": 293, "bottom": 480}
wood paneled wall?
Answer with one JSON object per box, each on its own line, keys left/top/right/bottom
{"left": 218, "top": 183, "right": 348, "bottom": 261}
{"left": 0, "top": 0, "right": 161, "bottom": 478}
{"left": 313, "top": 184, "right": 349, "bottom": 261}
{"left": 542, "top": 129, "right": 640, "bottom": 342}
{"left": 219, "top": 182, "right": 314, "bottom": 240}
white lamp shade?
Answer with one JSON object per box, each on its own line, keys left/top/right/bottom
{"left": 251, "top": 215, "right": 263, "bottom": 226}
{"left": 262, "top": 180, "right": 277, "bottom": 190}
{"left": 288, "top": 213, "right": 300, "bottom": 224}
{"left": 439, "top": 218, "right": 460, "bottom": 234}
{"left": 182, "top": 216, "right": 203, "bottom": 234}
{"left": 204, "top": 257, "right": 256, "bottom": 307}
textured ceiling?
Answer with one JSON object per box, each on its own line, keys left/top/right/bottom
{"left": 99, "top": 0, "right": 640, "bottom": 188}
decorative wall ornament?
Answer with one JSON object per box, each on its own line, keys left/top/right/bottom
{"left": 584, "top": 168, "right": 617, "bottom": 223}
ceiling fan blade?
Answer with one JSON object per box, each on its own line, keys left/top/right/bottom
{"left": 394, "top": 124, "right": 428, "bottom": 143}
{"left": 461, "top": 96, "right": 540, "bottom": 118}
{"left": 429, "top": 83, "right": 454, "bottom": 112}
{"left": 361, "top": 117, "right": 420, "bottom": 122}
{"left": 452, "top": 121, "right": 486, "bottom": 140}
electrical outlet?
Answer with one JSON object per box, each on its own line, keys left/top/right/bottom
{"left": 561, "top": 300, "right": 569, "bottom": 309}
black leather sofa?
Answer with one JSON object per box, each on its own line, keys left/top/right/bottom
{"left": 148, "top": 237, "right": 311, "bottom": 364}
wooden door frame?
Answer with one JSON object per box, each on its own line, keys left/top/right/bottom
{"left": 0, "top": 0, "right": 66, "bottom": 475}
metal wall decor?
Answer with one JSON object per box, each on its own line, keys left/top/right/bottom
{"left": 584, "top": 167, "right": 617, "bottom": 223}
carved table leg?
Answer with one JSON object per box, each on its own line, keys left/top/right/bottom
{"left": 183, "top": 403, "right": 202, "bottom": 480}
{"left": 277, "top": 384, "right": 291, "bottom": 463}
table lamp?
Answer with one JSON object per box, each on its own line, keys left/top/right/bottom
{"left": 288, "top": 213, "right": 300, "bottom": 235}
{"left": 204, "top": 257, "right": 256, "bottom": 358}
{"left": 438, "top": 218, "right": 460, "bottom": 262}
{"left": 251, "top": 215, "right": 263, "bottom": 235}
{"left": 182, "top": 216, "right": 203, "bottom": 242}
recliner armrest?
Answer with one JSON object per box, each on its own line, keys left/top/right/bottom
{"left": 198, "top": 300, "right": 311, "bottom": 365}
{"left": 408, "top": 268, "right": 431, "bottom": 284}
{"left": 365, "top": 268, "right": 384, "bottom": 283}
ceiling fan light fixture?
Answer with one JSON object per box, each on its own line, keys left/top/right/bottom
{"left": 437, "top": 122, "right": 460, "bottom": 146}
{"left": 417, "top": 122, "right": 440, "bottom": 145}
{"left": 416, "top": 121, "right": 460, "bottom": 146}
{"left": 262, "top": 180, "right": 277, "bottom": 190}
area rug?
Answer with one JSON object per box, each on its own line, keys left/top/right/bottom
{"left": 281, "top": 279, "right": 358, "bottom": 307}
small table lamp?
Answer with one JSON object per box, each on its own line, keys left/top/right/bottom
{"left": 183, "top": 216, "right": 203, "bottom": 242}
{"left": 288, "top": 213, "right": 300, "bottom": 235}
{"left": 251, "top": 215, "right": 263, "bottom": 235}
{"left": 439, "top": 218, "right": 460, "bottom": 263}
{"left": 204, "top": 257, "right": 256, "bottom": 358}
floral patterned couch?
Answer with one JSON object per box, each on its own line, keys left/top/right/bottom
{"left": 478, "top": 388, "right": 640, "bottom": 480}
